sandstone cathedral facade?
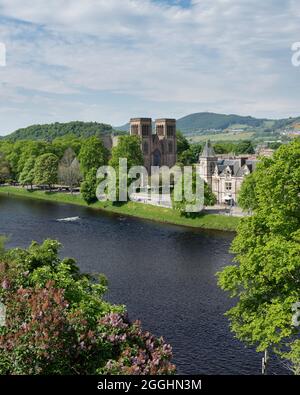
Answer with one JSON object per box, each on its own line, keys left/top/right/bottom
{"left": 129, "top": 118, "right": 177, "bottom": 172}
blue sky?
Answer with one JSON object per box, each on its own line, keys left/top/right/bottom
{"left": 0, "top": 0, "right": 300, "bottom": 134}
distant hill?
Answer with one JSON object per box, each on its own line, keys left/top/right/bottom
{"left": 115, "top": 113, "right": 300, "bottom": 135}
{"left": 115, "top": 122, "right": 130, "bottom": 132}
{"left": 3, "top": 121, "right": 120, "bottom": 142}
{"left": 176, "top": 112, "right": 268, "bottom": 133}
{"left": 3, "top": 113, "right": 300, "bottom": 142}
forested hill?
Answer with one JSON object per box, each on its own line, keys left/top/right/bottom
{"left": 115, "top": 112, "right": 300, "bottom": 134}
{"left": 176, "top": 112, "right": 267, "bottom": 132}
{"left": 115, "top": 113, "right": 269, "bottom": 133}
{"left": 2, "top": 121, "right": 119, "bottom": 142}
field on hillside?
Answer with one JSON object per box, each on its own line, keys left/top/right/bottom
{"left": 187, "top": 131, "right": 255, "bottom": 143}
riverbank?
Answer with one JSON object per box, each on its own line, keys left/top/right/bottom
{"left": 0, "top": 186, "right": 240, "bottom": 231}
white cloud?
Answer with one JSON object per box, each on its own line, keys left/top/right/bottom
{"left": 0, "top": 0, "right": 299, "bottom": 133}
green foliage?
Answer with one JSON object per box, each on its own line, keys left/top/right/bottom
{"left": 0, "top": 240, "right": 175, "bottom": 375}
{"left": 176, "top": 131, "right": 190, "bottom": 155}
{"left": 204, "top": 182, "right": 217, "bottom": 206}
{"left": 177, "top": 143, "right": 202, "bottom": 165}
{"left": 213, "top": 142, "right": 236, "bottom": 154}
{"left": 109, "top": 135, "right": 144, "bottom": 203}
{"left": 18, "top": 157, "right": 35, "bottom": 188}
{"left": 177, "top": 112, "right": 266, "bottom": 134}
{"left": 79, "top": 136, "right": 109, "bottom": 177}
{"left": 109, "top": 135, "right": 143, "bottom": 169}
{"left": 34, "top": 153, "right": 59, "bottom": 188}
{"left": 81, "top": 168, "right": 98, "bottom": 204}
{"left": 237, "top": 172, "right": 257, "bottom": 211}
{"left": 0, "top": 153, "right": 11, "bottom": 183}
{"left": 4, "top": 121, "right": 115, "bottom": 142}
{"left": 172, "top": 166, "right": 216, "bottom": 217}
{"left": 235, "top": 140, "right": 255, "bottom": 155}
{"left": 217, "top": 140, "right": 300, "bottom": 373}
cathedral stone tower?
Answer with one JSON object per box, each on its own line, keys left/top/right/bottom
{"left": 199, "top": 140, "right": 217, "bottom": 186}
{"left": 129, "top": 117, "right": 177, "bottom": 173}
{"left": 130, "top": 118, "right": 152, "bottom": 171}
{"left": 154, "top": 119, "right": 177, "bottom": 168}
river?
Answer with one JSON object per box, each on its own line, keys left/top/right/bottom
{"left": 0, "top": 194, "right": 286, "bottom": 374}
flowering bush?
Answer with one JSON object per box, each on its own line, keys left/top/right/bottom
{"left": 0, "top": 240, "right": 175, "bottom": 375}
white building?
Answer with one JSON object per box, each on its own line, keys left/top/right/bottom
{"left": 199, "top": 141, "right": 258, "bottom": 205}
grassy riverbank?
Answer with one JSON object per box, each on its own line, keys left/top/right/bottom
{"left": 0, "top": 186, "right": 240, "bottom": 231}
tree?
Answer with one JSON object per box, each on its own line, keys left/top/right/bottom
{"left": 109, "top": 135, "right": 144, "bottom": 169}
{"left": 213, "top": 142, "right": 236, "bottom": 155}
{"left": 19, "top": 157, "right": 35, "bottom": 189}
{"left": 58, "top": 148, "right": 82, "bottom": 193}
{"left": 0, "top": 153, "right": 11, "bottom": 184}
{"left": 176, "top": 131, "right": 190, "bottom": 155}
{"left": 0, "top": 239, "right": 176, "bottom": 375}
{"left": 217, "top": 140, "right": 300, "bottom": 373}
{"left": 172, "top": 166, "right": 216, "bottom": 217}
{"left": 79, "top": 136, "right": 109, "bottom": 177}
{"left": 235, "top": 140, "right": 255, "bottom": 155}
{"left": 237, "top": 172, "right": 258, "bottom": 211}
{"left": 80, "top": 168, "right": 97, "bottom": 204}
{"left": 178, "top": 143, "right": 202, "bottom": 165}
{"left": 109, "top": 135, "right": 144, "bottom": 203}
{"left": 34, "top": 153, "right": 59, "bottom": 190}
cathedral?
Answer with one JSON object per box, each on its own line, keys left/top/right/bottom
{"left": 129, "top": 118, "right": 177, "bottom": 172}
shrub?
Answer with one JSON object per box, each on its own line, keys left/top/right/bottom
{"left": 0, "top": 239, "right": 175, "bottom": 375}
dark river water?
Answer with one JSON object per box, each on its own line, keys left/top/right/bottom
{"left": 0, "top": 194, "right": 286, "bottom": 374}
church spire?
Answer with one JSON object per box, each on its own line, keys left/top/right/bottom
{"left": 200, "top": 140, "right": 216, "bottom": 158}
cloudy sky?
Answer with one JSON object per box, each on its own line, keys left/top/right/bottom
{"left": 0, "top": 0, "right": 299, "bottom": 134}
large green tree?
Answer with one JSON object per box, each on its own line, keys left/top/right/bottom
{"left": 109, "top": 135, "right": 144, "bottom": 203}
{"left": 217, "top": 139, "right": 300, "bottom": 373}
{"left": 235, "top": 140, "right": 255, "bottom": 155}
{"left": 0, "top": 153, "right": 11, "bottom": 183}
{"left": 78, "top": 136, "right": 109, "bottom": 177}
{"left": 80, "top": 167, "right": 98, "bottom": 204}
{"left": 34, "top": 153, "right": 59, "bottom": 190}
{"left": 19, "top": 157, "right": 35, "bottom": 189}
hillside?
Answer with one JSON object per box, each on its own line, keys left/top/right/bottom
{"left": 176, "top": 112, "right": 268, "bottom": 133}
{"left": 115, "top": 122, "right": 130, "bottom": 132}
{"left": 3, "top": 121, "right": 118, "bottom": 142}
{"left": 116, "top": 113, "right": 300, "bottom": 134}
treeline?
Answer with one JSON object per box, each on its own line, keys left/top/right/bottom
{"left": 3, "top": 121, "right": 123, "bottom": 142}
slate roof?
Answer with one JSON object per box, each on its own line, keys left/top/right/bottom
{"left": 215, "top": 159, "right": 257, "bottom": 177}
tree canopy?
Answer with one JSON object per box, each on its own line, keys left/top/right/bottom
{"left": 217, "top": 139, "right": 300, "bottom": 373}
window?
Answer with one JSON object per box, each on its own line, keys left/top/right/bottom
{"left": 225, "top": 182, "right": 232, "bottom": 191}
{"left": 168, "top": 141, "right": 173, "bottom": 153}
{"left": 167, "top": 125, "right": 174, "bottom": 137}
{"left": 142, "top": 125, "right": 149, "bottom": 136}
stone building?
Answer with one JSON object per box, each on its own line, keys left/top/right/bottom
{"left": 199, "top": 140, "right": 257, "bottom": 205}
{"left": 129, "top": 118, "right": 177, "bottom": 172}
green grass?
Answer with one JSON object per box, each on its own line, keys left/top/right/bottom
{"left": 187, "top": 131, "right": 255, "bottom": 143}
{"left": 0, "top": 186, "right": 240, "bottom": 232}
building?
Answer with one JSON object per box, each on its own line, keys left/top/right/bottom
{"left": 129, "top": 118, "right": 177, "bottom": 172}
{"left": 199, "top": 140, "right": 257, "bottom": 205}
